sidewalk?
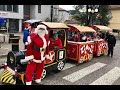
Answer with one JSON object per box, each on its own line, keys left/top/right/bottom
{"left": 0, "top": 32, "right": 24, "bottom": 57}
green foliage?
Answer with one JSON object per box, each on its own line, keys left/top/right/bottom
{"left": 45, "top": 17, "right": 58, "bottom": 22}
{"left": 72, "top": 5, "right": 112, "bottom": 26}
{"left": 98, "top": 5, "right": 112, "bottom": 26}
{"left": 69, "top": 10, "right": 76, "bottom": 15}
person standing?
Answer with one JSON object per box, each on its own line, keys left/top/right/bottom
{"left": 23, "top": 23, "right": 31, "bottom": 49}
{"left": 105, "top": 30, "right": 116, "bottom": 58}
{"left": 21, "top": 24, "right": 50, "bottom": 85}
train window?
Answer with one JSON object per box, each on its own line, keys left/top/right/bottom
{"left": 57, "top": 30, "right": 65, "bottom": 47}
{"left": 67, "top": 31, "right": 74, "bottom": 41}
{"left": 49, "top": 29, "right": 65, "bottom": 50}
{"left": 49, "top": 30, "right": 53, "bottom": 38}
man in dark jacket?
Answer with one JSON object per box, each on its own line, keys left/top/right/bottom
{"left": 105, "top": 31, "right": 116, "bottom": 58}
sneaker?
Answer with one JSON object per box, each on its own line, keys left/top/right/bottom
{"left": 33, "top": 79, "right": 43, "bottom": 85}
{"left": 26, "top": 81, "right": 32, "bottom": 85}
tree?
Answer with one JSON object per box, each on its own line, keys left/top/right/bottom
{"left": 69, "top": 10, "right": 76, "bottom": 15}
{"left": 72, "top": 5, "right": 112, "bottom": 26}
{"left": 45, "top": 17, "right": 58, "bottom": 22}
{"left": 97, "top": 5, "right": 112, "bottom": 26}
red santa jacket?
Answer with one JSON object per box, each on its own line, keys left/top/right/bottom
{"left": 49, "top": 38, "right": 62, "bottom": 50}
{"left": 25, "top": 33, "right": 49, "bottom": 61}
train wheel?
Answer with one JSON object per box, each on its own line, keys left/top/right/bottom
{"left": 41, "top": 69, "right": 47, "bottom": 80}
{"left": 88, "top": 54, "right": 93, "bottom": 61}
{"left": 56, "top": 60, "right": 65, "bottom": 72}
{"left": 97, "top": 51, "right": 101, "bottom": 56}
{"left": 104, "top": 50, "right": 108, "bottom": 56}
{"left": 79, "top": 56, "right": 84, "bottom": 63}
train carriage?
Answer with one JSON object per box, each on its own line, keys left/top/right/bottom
{"left": 90, "top": 25, "right": 111, "bottom": 56}
{"left": 66, "top": 24, "right": 96, "bottom": 64}
{"left": 0, "top": 21, "right": 69, "bottom": 85}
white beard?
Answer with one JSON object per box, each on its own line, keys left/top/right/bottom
{"left": 38, "top": 29, "right": 47, "bottom": 38}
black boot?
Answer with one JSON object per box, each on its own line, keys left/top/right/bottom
{"left": 33, "top": 81, "right": 43, "bottom": 85}
{"left": 111, "top": 55, "right": 113, "bottom": 58}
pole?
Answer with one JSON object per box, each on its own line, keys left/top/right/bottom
{"left": 86, "top": 5, "right": 89, "bottom": 26}
{"left": 6, "top": 19, "right": 9, "bottom": 43}
{"left": 51, "top": 5, "right": 53, "bottom": 22}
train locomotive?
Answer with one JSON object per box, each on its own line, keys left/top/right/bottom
{"left": 0, "top": 21, "right": 69, "bottom": 85}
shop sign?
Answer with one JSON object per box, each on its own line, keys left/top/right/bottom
{"left": 0, "top": 12, "right": 8, "bottom": 16}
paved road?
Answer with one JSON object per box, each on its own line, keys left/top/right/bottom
{"left": 0, "top": 39, "right": 120, "bottom": 85}
{"left": 38, "top": 40, "right": 120, "bottom": 85}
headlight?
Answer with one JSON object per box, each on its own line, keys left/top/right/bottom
{"left": 59, "top": 51, "right": 64, "bottom": 60}
{"left": 10, "top": 57, "right": 14, "bottom": 64}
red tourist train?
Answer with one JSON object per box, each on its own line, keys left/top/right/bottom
{"left": 0, "top": 21, "right": 111, "bottom": 85}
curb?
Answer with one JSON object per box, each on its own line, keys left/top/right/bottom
{"left": 0, "top": 47, "right": 11, "bottom": 58}
{"left": 0, "top": 54, "right": 7, "bottom": 58}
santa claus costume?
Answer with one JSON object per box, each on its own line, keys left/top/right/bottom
{"left": 22, "top": 24, "right": 50, "bottom": 85}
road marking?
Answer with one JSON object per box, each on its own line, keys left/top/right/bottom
{"left": 63, "top": 63, "right": 76, "bottom": 71}
{"left": 90, "top": 67, "right": 120, "bottom": 85}
{"left": 63, "top": 62, "right": 106, "bottom": 82}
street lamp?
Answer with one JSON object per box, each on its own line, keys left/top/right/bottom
{"left": 51, "top": 5, "right": 53, "bottom": 22}
{"left": 88, "top": 8, "right": 98, "bottom": 13}
{"left": 80, "top": 5, "right": 99, "bottom": 26}
{"left": 87, "top": 5, "right": 99, "bottom": 25}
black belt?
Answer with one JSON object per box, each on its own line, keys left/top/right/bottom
{"left": 33, "top": 46, "right": 46, "bottom": 52}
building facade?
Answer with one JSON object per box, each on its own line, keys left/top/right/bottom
{"left": 58, "top": 7, "right": 70, "bottom": 23}
{"left": 0, "top": 5, "right": 23, "bottom": 32}
{"left": 0, "top": 5, "right": 59, "bottom": 32}
{"left": 109, "top": 5, "right": 120, "bottom": 30}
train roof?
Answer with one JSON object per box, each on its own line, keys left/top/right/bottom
{"left": 24, "top": 19, "right": 42, "bottom": 24}
{"left": 40, "top": 22, "right": 69, "bottom": 29}
{"left": 67, "top": 24, "right": 96, "bottom": 33}
{"left": 93, "top": 25, "right": 111, "bottom": 31}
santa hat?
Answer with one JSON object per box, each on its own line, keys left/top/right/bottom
{"left": 24, "top": 23, "right": 30, "bottom": 28}
{"left": 34, "top": 24, "right": 48, "bottom": 34}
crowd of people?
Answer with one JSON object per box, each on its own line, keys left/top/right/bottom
{"left": 68, "top": 30, "right": 110, "bottom": 42}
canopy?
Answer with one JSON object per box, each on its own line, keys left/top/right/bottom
{"left": 41, "top": 22, "right": 69, "bottom": 29}
{"left": 0, "top": 17, "right": 7, "bottom": 23}
{"left": 24, "top": 19, "right": 42, "bottom": 24}
{"left": 93, "top": 25, "right": 111, "bottom": 31}
{"left": 68, "top": 24, "right": 96, "bottom": 32}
